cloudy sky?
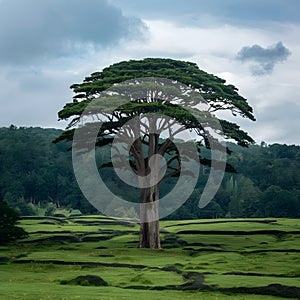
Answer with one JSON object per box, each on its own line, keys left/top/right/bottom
{"left": 0, "top": 0, "right": 299, "bottom": 145}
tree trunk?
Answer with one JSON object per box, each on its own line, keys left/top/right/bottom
{"left": 137, "top": 129, "right": 161, "bottom": 249}
{"left": 139, "top": 185, "right": 161, "bottom": 249}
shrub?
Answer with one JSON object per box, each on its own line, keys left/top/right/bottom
{"left": 0, "top": 200, "right": 28, "bottom": 244}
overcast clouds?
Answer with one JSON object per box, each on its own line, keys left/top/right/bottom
{"left": 0, "top": 0, "right": 145, "bottom": 64}
{"left": 0, "top": 0, "right": 299, "bottom": 145}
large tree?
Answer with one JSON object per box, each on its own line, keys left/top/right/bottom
{"left": 55, "top": 58, "right": 255, "bottom": 248}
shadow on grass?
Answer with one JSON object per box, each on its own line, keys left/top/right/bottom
{"left": 61, "top": 275, "right": 108, "bottom": 287}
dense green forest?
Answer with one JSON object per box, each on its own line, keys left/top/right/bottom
{"left": 0, "top": 126, "right": 94, "bottom": 216}
{"left": 0, "top": 126, "right": 299, "bottom": 218}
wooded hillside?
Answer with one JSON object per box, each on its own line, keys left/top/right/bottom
{"left": 0, "top": 126, "right": 299, "bottom": 218}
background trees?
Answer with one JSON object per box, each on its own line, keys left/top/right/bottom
{"left": 0, "top": 126, "right": 93, "bottom": 215}
{"left": 0, "top": 126, "right": 299, "bottom": 219}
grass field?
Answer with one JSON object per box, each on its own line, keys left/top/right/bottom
{"left": 0, "top": 216, "right": 299, "bottom": 299}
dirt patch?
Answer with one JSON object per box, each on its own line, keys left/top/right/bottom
{"left": 68, "top": 216, "right": 113, "bottom": 221}
{"left": 53, "top": 214, "right": 66, "bottom": 218}
{"left": 15, "top": 254, "right": 28, "bottom": 259}
{"left": 180, "top": 271, "right": 206, "bottom": 289}
{"left": 98, "top": 254, "right": 115, "bottom": 258}
{"left": 29, "top": 231, "right": 73, "bottom": 235}
{"left": 161, "top": 235, "right": 188, "bottom": 248}
{"left": 81, "top": 236, "right": 115, "bottom": 242}
{"left": 0, "top": 257, "right": 9, "bottom": 264}
{"left": 126, "top": 271, "right": 211, "bottom": 291}
{"left": 164, "top": 220, "right": 277, "bottom": 228}
{"left": 20, "top": 235, "right": 80, "bottom": 244}
{"left": 177, "top": 230, "right": 300, "bottom": 236}
{"left": 182, "top": 247, "right": 233, "bottom": 254}
{"left": 20, "top": 231, "right": 127, "bottom": 244}
{"left": 186, "top": 242, "right": 222, "bottom": 248}
{"left": 220, "top": 284, "right": 300, "bottom": 299}
{"left": 125, "top": 278, "right": 300, "bottom": 298}
{"left": 61, "top": 275, "right": 108, "bottom": 286}
{"left": 161, "top": 265, "right": 182, "bottom": 274}
{"left": 247, "top": 249, "right": 300, "bottom": 254}
{"left": 72, "top": 220, "right": 135, "bottom": 227}
{"left": 58, "top": 247, "right": 80, "bottom": 251}
{"left": 20, "top": 216, "right": 67, "bottom": 224}
{"left": 97, "top": 230, "right": 135, "bottom": 235}
{"left": 182, "top": 247, "right": 300, "bottom": 255}
{"left": 14, "top": 259, "right": 150, "bottom": 270}
{"left": 223, "top": 271, "right": 300, "bottom": 278}
{"left": 39, "top": 221, "right": 58, "bottom": 225}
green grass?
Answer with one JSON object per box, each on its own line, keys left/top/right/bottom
{"left": 0, "top": 216, "right": 299, "bottom": 299}
{"left": 1, "top": 283, "right": 286, "bottom": 300}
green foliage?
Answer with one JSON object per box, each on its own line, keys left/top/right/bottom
{"left": 114, "top": 206, "right": 139, "bottom": 219}
{"left": 45, "top": 203, "right": 56, "bottom": 216}
{"left": 68, "top": 58, "right": 255, "bottom": 120}
{"left": 0, "top": 126, "right": 299, "bottom": 219}
{"left": 0, "top": 200, "right": 27, "bottom": 244}
{"left": 261, "top": 186, "right": 299, "bottom": 218}
{"left": 56, "top": 58, "right": 255, "bottom": 147}
{"left": 223, "top": 143, "right": 300, "bottom": 218}
{"left": 226, "top": 175, "right": 261, "bottom": 218}
{"left": 0, "top": 126, "right": 95, "bottom": 215}
{"left": 167, "top": 143, "right": 300, "bottom": 220}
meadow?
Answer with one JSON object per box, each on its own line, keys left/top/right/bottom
{"left": 0, "top": 216, "right": 299, "bottom": 299}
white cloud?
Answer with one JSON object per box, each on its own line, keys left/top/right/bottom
{"left": 122, "top": 20, "right": 272, "bottom": 58}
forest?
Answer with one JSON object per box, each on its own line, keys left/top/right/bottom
{"left": 0, "top": 125, "right": 299, "bottom": 219}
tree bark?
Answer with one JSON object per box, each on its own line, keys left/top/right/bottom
{"left": 139, "top": 185, "right": 161, "bottom": 249}
{"left": 135, "top": 127, "right": 162, "bottom": 249}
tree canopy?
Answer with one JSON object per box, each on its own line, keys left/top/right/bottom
{"left": 56, "top": 58, "right": 255, "bottom": 144}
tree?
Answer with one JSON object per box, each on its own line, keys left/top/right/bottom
{"left": 0, "top": 200, "right": 28, "bottom": 244}
{"left": 260, "top": 185, "right": 299, "bottom": 217}
{"left": 55, "top": 58, "right": 255, "bottom": 248}
{"left": 227, "top": 175, "right": 261, "bottom": 218}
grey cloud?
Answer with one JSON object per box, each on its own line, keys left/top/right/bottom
{"left": 0, "top": 0, "right": 146, "bottom": 65}
{"left": 111, "top": 0, "right": 300, "bottom": 27}
{"left": 0, "top": 65, "right": 80, "bottom": 128}
{"left": 237, "top": 42, "right": 291, "bottom": 75}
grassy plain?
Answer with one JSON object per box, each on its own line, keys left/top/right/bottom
{"left": 0, "top": 216, "right": 299, "bottom": 299}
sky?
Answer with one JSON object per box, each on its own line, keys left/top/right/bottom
{"left": 0, "top": 0, "right": 299, "bottom": 145}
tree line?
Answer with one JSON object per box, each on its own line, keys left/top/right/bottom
{"left": 0, "top": 125, "right": 94, "bottom": 216}
{"left": 0, "top": 125, "right": 299, "bottom": 219}
{"left": 170, "top": 142, "right": 300, "bottom": 219}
